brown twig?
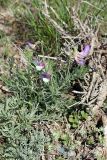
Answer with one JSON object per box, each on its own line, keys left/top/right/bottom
{"left": 82, "top": 72, "right": 99, "bottom": 103}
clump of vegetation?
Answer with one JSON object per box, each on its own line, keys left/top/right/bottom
{"left": 0, "top": 0, "right": 107, "bottom": 159}
{"left": 0, "top": 0, "right": 11, "bottom": 7}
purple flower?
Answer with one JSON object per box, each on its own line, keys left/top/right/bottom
{"left": 34, "top": 60, "right": 45, "bottom": 71}
{"left": 41, "top": 72, "right": 51, "bottom": 83}
{"left": 82, "top": 45, "right": 91, "bottom": 57}
{"left": 77, "top": 59, "right": 85, "bottom": 66}
{"left": 75, "top": 45, "right": 91, "bottom": 65}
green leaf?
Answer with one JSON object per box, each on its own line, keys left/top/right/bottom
{"left": 53, "top": 131, "right": 61, "bottom": 140}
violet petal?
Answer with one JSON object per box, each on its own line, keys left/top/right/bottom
{"left": 34, "top": 60, "right": 45, "bottom": 71}
{"left": 75, "top": 44, "right": 91, "bottom": 65}
{"left": 82, "top": 45, "right": 91, "bottom": 57}
{"left": 41, "top": 72, "right": 51, "bottom": 83}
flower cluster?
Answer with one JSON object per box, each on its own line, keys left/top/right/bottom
{"left": 34, "top": 59, "right": 51, "bottom": 83}
{"left": 75, "top": 45, "right": 91, "bottom": 65}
